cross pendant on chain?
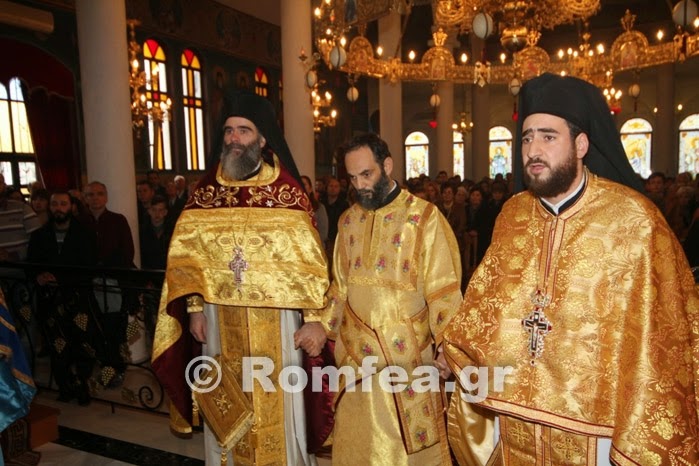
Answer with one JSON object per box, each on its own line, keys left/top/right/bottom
{"left": 228, "top": 246, "right": 249, "bottom": 291}
{"left": 521, "top": 290, "right": 552, "bottom": 365}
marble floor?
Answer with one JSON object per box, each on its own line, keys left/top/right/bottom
{"left": 33, "top": 389, "right": 205, "bottom": 465}
{"left": 30, "top": 389, "right": 332, "bottom": 466}
{"left": 17, "top": 333, "right": 331, "bottom": 465}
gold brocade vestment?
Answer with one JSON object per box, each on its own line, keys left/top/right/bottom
{"left": 444, "top": 172, "right": 699, "bottom": 465}
{"left": 308, "top": 190, "right": 463, "bottom": 466}
{"left": 152, "top": 157, "right": 329, "bottom": 465}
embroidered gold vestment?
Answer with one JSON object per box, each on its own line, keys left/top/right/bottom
{"left": 444, "top": 173, "right": 699, "bottom": 465}
{"left": 152, "top": 156, "right": 328, "bottom": 465}
{"left": 308, "top": 190, "right": 463, "bottom": 465}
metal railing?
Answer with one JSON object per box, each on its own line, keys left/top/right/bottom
{"left": 0, "top": 261, "right": 166, "bottom": 412}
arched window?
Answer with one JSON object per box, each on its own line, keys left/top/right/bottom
{"left": 488, "top": 126, "right": 512, "bottom": 178}
{"left": 143, "top": 39, "right": 172, "bottom": 170}
{"left": 620, "top": 118, "right": 652, "bottom": 178}
{"left": 679, "top": 114, "right": 699, "bottom": 176}
{"left": 0, "top": 78, "right": 37, "bottom": 188}
{"left": 181, "top": 48, "right": 205, "bottom": 171}
{"left": 405, "top": 132, "right": 429, "bottom": 179}
{"left": 453, "top": 131, "right": 464, "bottom": 180}
{"left": 255, "top": 67, "right": 269, "bottom": 97}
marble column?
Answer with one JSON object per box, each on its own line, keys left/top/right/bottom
{"left": 379, "top": 12, "right": 404, "bottom": 182}
{"left": 75, "top": 0, "right": 139, "bottom": 264}
{"left": 281, "top": 0, "right": 316, "bottom": 181}
{"left": 654, "top": 63, "right": 676, "bottom": 175}
{"left": 470, "top": 36, "right": 490, "bottom": 181}
{"left": 436, "top": 81, "right": 454, "bottom": 177}
{"left": 471, "top": 83, "right": 491, "bottom": 181}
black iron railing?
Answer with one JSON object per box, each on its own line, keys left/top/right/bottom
{"left": 0, "top": 261, "right": 166, "bottom": 412}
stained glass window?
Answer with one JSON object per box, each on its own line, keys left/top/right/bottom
{"left": 488, "top": 126, "right": 512, "bottom": 178}
{"left": 181, "top": 49, "right": 205, "bottom": 171}
{"left": 255, "top": 67, "right": 269, "bottom": 97}
{"left": 453, "top": 131, "right": 464, "bottom": 180}
{"left": 0, "top": 78, "right": 37, "bottom": 188}
{"left": 143, "top": 39, "right": 172, "bottom": 170}
{"left": 405, "top": 132, "right": 429, "bottom": 179}
{"left": 679, "top": 114, "right": 699, "bottom": 176}
{"left": 620, "top": 118, "right": 652, "bottom": 178}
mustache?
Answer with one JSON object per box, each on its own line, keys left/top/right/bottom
{"left": 357, "top": 189, "right": 373, "bottom": 197}
{"left": 51, "top": 212, "right": 71, "bottom": 221}
{"left": 525, "top": 158, "right": 549, "bottom": 168}
{"left": 224, "top": 142, "right": 246, "bottom": 154}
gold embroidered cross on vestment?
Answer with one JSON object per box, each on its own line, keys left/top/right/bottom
{"left": 229, "top": 246, "right": 248, "bottom": 292}
{"left": 522, "top": 290, "right": 552, "bottom": 365}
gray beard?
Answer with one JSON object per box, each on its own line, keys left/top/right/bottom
{"left": 356, "top": 174, "right": 392, "bottom": 210}
{"left": 220, "top": 138, "right": 262, "bottom": 181}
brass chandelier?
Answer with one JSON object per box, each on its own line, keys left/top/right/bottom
{"left": 433, "top": 0, "right": 600, "bottom": 52}
{"left": 128, "top": 20, "right": 171, "bottom": 133}
{"left": 312, "top": 0, "right": 699, "bottom": 92}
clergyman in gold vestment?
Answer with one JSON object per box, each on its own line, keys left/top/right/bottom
{"left": 302, "top": 134, "right": 463, "bottom": 465}
{"left": 152, "top": 91, "right": 329, "bottom": 465}
{"left": 444, "top": 73, "right": 699, "bottom": 466}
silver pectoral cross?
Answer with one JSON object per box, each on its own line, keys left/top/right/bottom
{"left": 228, "top": 246, "right": 249, "bottom": 291}
{"left": 521, "top": 290, "right": 552, "bottom": 365}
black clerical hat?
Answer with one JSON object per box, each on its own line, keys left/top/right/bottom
{"left": 513, "top": 73, "right": 643, "bottom": 193}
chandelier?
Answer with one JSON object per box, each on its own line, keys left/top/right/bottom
{"left": 433, "top": 0, "right": 601, "bottom": 52}
{"left": 452, "top": 77, "right": 475, "bottom": 136}
{"left": 312, "top": 88, "right": 338, "bottom": 132}
{"left": 452, "top": 112, "right": 474, "bottom": 137}
{"left": 311, "top": 0, "right": 699, "bottom": 94}
{"left": 128, "top": 20, "right": 171, "bottom": 133}
{"left": 300, "top": 48, "right": 339, "bottom": 132}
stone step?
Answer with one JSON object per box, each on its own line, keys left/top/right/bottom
{"left": 25, "top": 402, "right": 60, "bottom": 449}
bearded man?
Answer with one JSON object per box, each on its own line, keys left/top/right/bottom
{"left": 27, "top": 191, "right": 99, "bottom": 405}
{"left": 299, "top": 133, "right": 463, "bottom": 465}
{"left": 444, "top": 73, "right": 699, "bottom": 465}
{"left": 152, "top": 91, "right": 329, "bottom": 465}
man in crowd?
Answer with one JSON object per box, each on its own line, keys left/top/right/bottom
{"left": 0, "top": 180, "right": 42, "bottom": 261}
{"left": 28, "top": 191, "right": 99, "bottom": 405}
{"left": 436, "top": 169, "right": 448, "bottom": 185}
{"left": 321, "top": 176, "right": 349, "bottom": 266}
{"left": 152, "top": 90, "right": 329, "bottom": 465}
{"left": 165, "top": 175, "right": 188, "bottom": 223}
{"left": 645, "top": 171, "right": 666, "bottom": 213}
{"left": 80, "top": 181, "right": 135, "bottom": 387}
{"left": 174, "top": 174, "right": 189, "bottom": 203}
{"left": 139, "top": 195, "right": 172, "bottom": 270}
{"left": 299, "top": 133, "right": 463, "bottom": 465}
{"left": 146, "top": 169, "right": 167, "bottom": 198}
{"left": 444, "top": 73, "right": 699, "bottom": 465}
{"left": 81, "top": 181, "right": 135, "bottom": 270}
{"left": 136, "top": 179, "right": 155, "bottom": 227}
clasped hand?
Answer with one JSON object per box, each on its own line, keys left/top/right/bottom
{"left": 294, "top": 322, "right": 327, "bottom": 357}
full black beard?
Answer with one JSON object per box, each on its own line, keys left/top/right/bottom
{"left": 50, "top": 211, "right": 71, "bottom": 227}
{"left": 524, "top": 148, "right": 579, "bottom": 200}
{"left": 356, "top": 173, "right": 392, "bottom": 210}
{"left": 220, "top": 138, "right": 262, "bottom": 180}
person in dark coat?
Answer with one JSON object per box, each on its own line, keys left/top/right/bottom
{"left": 139, "top": 196, "right": 173, "bottom": 270}
{"left": 28, "top": 191, "right": 100, "bottom": 405}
